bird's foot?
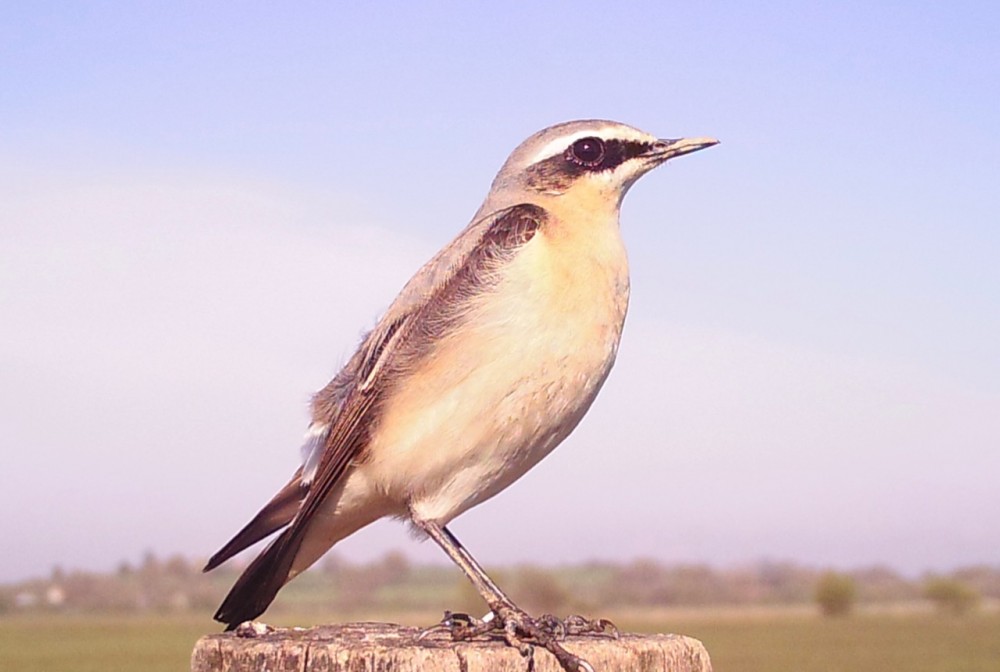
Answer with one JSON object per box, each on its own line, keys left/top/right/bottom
{"left": 421, "top": 607, "right": 599, "bottom": 672}
{"left": 493, "top": 604, "right": 596, "bottom": 672}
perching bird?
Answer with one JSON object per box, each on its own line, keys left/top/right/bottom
{"left": 205, "top": 120, "right": 717, "bottom": 671}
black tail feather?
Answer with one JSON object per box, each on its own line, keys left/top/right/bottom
{"left": 203, "top": 474, "right": 306, "bottom": 573}
{"left": 213, "top": 527, "right": 304, "bottom": 628}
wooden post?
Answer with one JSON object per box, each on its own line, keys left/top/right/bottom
{"left": 191, "top": 622, "right": 712, "bottom": 672}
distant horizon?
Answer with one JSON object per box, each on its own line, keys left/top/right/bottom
{"left": 7, "top": 545, "right": 997, "bottom": 586}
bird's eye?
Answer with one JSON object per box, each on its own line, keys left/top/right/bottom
{"left": 568, "top": 137, "right": 606, "bottom": 167}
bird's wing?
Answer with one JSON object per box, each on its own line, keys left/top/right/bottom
{"left": 212, "top": 202, "right": 547, "bottom": 627}
{"left": 302, "top": 200, "right": 546, "bottom": 526}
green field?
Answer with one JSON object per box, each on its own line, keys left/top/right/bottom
{"left": 1, "top": 609, "right": 998, "bottom": 671}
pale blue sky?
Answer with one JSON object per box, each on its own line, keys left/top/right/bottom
{"left": 1, "top": 3, "right": 998, "bottom": 582}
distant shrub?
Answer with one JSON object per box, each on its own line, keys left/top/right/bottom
{"left": 514, "top": 566, "right": 570, "bottom": 615}
{"left": 376, "top": 550, "right": 412, "bottom": 585}
{"left": 923, "top": 577, "right": 979, "bottom": 615}
{"left": 815, "top": 571, "right": 856, "bottom": 617}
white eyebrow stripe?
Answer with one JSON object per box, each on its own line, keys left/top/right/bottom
{"left": 526, "top": 126, "right": 655, "bottom": 166}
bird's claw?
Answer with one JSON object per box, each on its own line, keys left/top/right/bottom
{"left": 563, "top": 614, "right": 619, "bottom": 638}
{"left": 423, "top": 607, "right": 611, "bottom": 671}
{"left": 445, "top": 605, "right": 596, "bottom": 672}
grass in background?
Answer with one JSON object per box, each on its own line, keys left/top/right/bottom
{"left": 0, "top": 614, "right": 212, "bottom": 672}
{"left": 1, "top": 609, "right": 998, "bottom": 672}
{"left": 620, "top": 609, "right": 1000, "bottom": 672}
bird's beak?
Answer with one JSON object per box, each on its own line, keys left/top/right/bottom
{"left": 646, "top": 137, "right": 720, "bottom": 163}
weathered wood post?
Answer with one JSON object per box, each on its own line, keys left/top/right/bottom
{"left": 191, "top": 622, "right": 712, "bottom": 671}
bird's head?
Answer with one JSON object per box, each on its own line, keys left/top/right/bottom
{"left": 482, "top": 120, "right": 718, "bottom": 214}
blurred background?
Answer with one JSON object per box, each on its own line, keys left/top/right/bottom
{"left": 1, "top": 3, "right": 998, "bottom": 670}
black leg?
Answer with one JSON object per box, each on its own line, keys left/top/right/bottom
{"left": 418, "top": 521, "right": 515, "bottom": 611}
{"left": 412, "top": 517, "right": 595, "bottom": 672}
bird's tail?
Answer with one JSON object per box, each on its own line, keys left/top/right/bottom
{"left": 213, "top": 527, "right": 305, "bottom": 629}
{"left": 203, "top": 471, "right": 306, "bottom": 573}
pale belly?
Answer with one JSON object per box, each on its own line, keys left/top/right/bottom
{"left": 361, "top": 234, "right": 629, "bottom": 524}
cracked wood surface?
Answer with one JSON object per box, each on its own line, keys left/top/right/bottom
{"left": 191, "top": 622, "right": 712, "bottom": 672}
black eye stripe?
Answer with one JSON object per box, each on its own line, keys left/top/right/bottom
{"left": 564, "top": 138, "right": 650, "bottom": 172}
{"left": 524, "top": 138, "right": 654, "bottom": 192}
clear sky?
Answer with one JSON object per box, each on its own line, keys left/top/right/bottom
{"left": 1, "top": 3, "right": 998, "bottom": 582}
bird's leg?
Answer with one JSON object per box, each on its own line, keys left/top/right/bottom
{"left": 413, "top": 518, "right": 594, "bottom": 672}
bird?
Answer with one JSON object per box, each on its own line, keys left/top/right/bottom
{"left": 204, "top": 119, "right": 718, "bottom": 671}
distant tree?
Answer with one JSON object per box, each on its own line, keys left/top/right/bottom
{"left": 851, "top": 565, "right": 917, "bottom": 602}
{"left": 815, "top": 571, "right": 856, "bottom": 616}
{"left": 758, "top": 561, "right": 817, "bottom": 603}
{"left": 953, "top": 565, "right": 1000, "bottom": 599}
{"left": 164, "top": 554, "right": 193, "bottom": 578}
{"left": 611, "top": 558, "right": 666, "bottom": 606}
{"left": 378, "top": 550, "right": 412, "bottom": 585}
{"left": 514, "top": 566, "right": 570, "bottom": 615}
{"left": 140, "top": 550, "right": 161, "bottom": 578}
{"left": 660, "top": 564, "right": 729, "bottom": 605}
{"left": 923, "top": 577, "right": 979, "bottom": 615}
